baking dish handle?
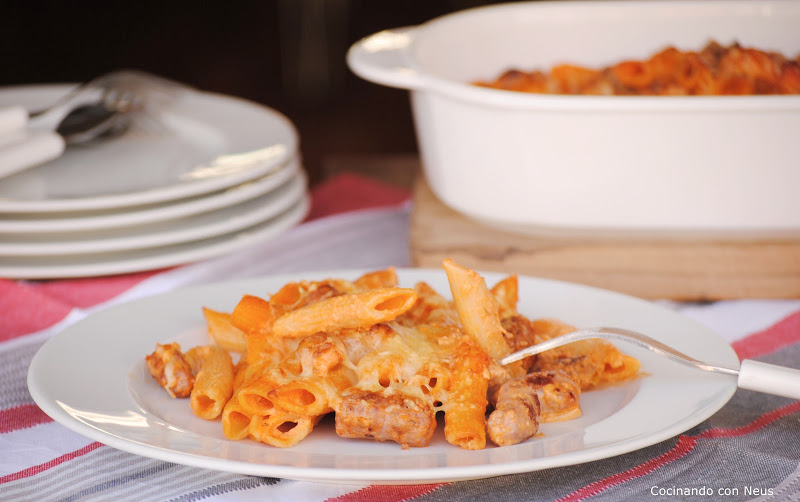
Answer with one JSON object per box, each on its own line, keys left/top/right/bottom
{"left": 346, "top": 27, "right": 426, "bottom": 90}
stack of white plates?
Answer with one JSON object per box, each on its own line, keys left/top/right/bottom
{"left": 0, "top": 84, "right": 309, "bottom": 279}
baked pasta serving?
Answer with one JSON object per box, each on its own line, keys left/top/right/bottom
{"left": 475, "top": 40, "right": 800, "bottom": 95}
{"left": 145, "top": 259, "right": 641, "bottom": 449}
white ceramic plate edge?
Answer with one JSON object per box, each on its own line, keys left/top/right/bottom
{"left": 0, "top": 168, "right": 306, "bottom": 255}
{"left": 0, "top": 195, "right": 309, "bottom": 279}
{"left": 0, "top": 156, "right": 300, "bottom": 234}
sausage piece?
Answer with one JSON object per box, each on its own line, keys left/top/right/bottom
{"left": 487, "top": 378, "right": 541, "bottom": 447}
{"left": 145, "top": 343, "right": 195, "bottom": 398}
{"left": 335, "top": 389, "right": 436, "bottom": 448}
{"left": 487, "top": 369, "right": 582, "bottom": 446}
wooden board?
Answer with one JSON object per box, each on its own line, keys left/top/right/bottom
{"left": 409, "top": 176, "right": 800, "bottom": 300}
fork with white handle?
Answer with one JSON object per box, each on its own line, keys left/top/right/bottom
{"left": 0, "top": 69, "right": 190, "bottom": 179}
{"left": 499, "top": 326, "right": 800, "bottom": 400}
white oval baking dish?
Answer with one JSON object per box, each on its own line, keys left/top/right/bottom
{"left": 347, "top": 0, "right": 800, "bottom": 238}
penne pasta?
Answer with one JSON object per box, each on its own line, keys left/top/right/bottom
{"left": 145, "top": 259, "right": 642, "bottom": 450}
{"left": 399, "top": 281, "right": 459, "bottom": 327}
{"left": 186, "top": 345, "right": 235, "bottom": 420}
{"left": 530, "top": 317, "right": 641, "bottom": 389}
{"left": 221, "top": 393, "right": 256, "bottom": 440}
{"left": 202, "top": 307, "right": 248, "bottom": 353}
{"left": 268, "top": 378, "right": 333, "bottom": 416}
{"left": 442, "top": 258, "right": 512, "bottom": 361}
{"left": 443, "top": 337, "right": 490, "bottom": 450}
{"left": 271, "top": 287, "right": 417, "bottom": 337}
{"left": 236, "top": 375, "right": 279, "bottom": 416}
{"left": 248, "top": 409, "right": 320, "bottom": 448}
{"left": 232, "top": 357, "right": 249, "bottom": 391}
{"left": 490, "top": 275, "right": 519, "bottom": 319}
{"left": 353, "top": 267, "right": 398, "bottom": 291}
{"left": 270, "top": 279, "right": 352, "bottom": 311}
{"left": 230, "top": 294, "right": 281, "bottom": 366}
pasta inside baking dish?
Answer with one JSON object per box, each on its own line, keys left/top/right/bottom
{"left": 474, "top": 41, "right": 800, "bottom": 95}
{"left": 145, "top": 259, "right": 640, "bottom": 450}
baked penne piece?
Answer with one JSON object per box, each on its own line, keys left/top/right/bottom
{"left": 242, "top": 333, "right": 358, "bottom": 416}
{"left": 490, "top": 275, "right": 519, "bottom": 319}
{"left": 221, "top": 394, "right": 257, "bottom": 440}
{"left": 236, "top": 375, "right": 279, "bottom": 416}
{"left": 443, "top": 337, "right": 490, "bottom": 450}
{"left": 442, "top": 258, "right": 512, "bottom": 362}
{"left": 531, "top": 317, "right": 578, "bottom": 343}
{"left": 398, "top": 281, "right": 460, "bottom": 327}
{"left": 353, "top": 267, "right": 398, "bottom": 291}
{"left": 268, "top": 378, "right": 336, "bottom": 416}
{"left": 186, "top": 345, "right": 235, "bottom": 420}
{"left": 232, "top": 357, "right": 249, "bottom": 390}
{"left": 270, "top": 279, "right": 351, "bottom": 312}
{"left": 202, "top": 307, "right": 248, "bottom": 353}
{"left": 230, "top": 294, "right": 282, "bottom": 366}
{"left": 531, "top": 319, "right": 642, "bottom": 390}
{"left": 272, "top": 287, "right": 417, "bottom": 337}
{"left": 248, "top": 409, "right": 320, "bottom": 448}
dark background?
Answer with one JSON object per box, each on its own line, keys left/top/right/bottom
{"left": 0, "top": 0, "right": 505, "bottom": 186}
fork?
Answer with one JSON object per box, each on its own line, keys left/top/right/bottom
{"left": 499, "top": 326, "right": 800, "bottom": 399}
{"left": 29, "top": 70, "right": 188, "bottom": 117}
{"left": 26, "top": 69, "right": 190, "bottom": 143}
{"left": 0, "top": 70, "right": 191, "bottom": 179}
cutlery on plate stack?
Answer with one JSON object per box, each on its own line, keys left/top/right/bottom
{"left": 0, "top": 105, "right": 65, "bottom": 179}
{"left": 0, "top": 71, "right": 309, "bottom": 279}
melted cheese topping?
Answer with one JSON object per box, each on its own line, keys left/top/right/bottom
{"left": 353, "top": 322, "right": 456, "bottom": 408}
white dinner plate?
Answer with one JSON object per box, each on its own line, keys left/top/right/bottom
{"left": 0, "top": 84, "right": 297, "bottom": 213}
{"left": 0, "top": 195, "right": 308, "bottom": 279}
{"left": 0, "top": 167, "right": 306, "bottom": 256}
{"left": 27, "top": 269, "right": 739, "bottom": 484}
{"left": 0, "top": 156, "right": 300, "bottom": 234}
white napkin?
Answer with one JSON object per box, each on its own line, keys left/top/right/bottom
{"left": 0, "top": 105, "right": 65, "bottom": 179}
